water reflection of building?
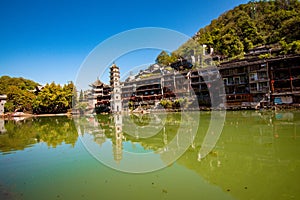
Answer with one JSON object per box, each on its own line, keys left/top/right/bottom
{"left": 85, "top": 110, "right": 300, "bottom": 176}
{"left": 78, "top": 116, "right": 108, "bottom": 147}
{"left": 176, "top": 111, "right": 300, "bottom": 200}
{"left": 113, "top": 114, "right": 123, "bottom": 163}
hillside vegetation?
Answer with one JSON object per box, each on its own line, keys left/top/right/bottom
{"left": 194, "top": 0, "right": 300, "bottom": 57}
{"left": 156, "top": 0, "right": 300, "bottom": 66}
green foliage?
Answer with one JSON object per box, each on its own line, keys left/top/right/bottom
{"left": 130, "top": 114, "right": 151, "bottom": 126}
{"left": 159, "top": 99, "right": 173, "bottom": 109}
{"left": 258, "top": 53, "right": 272, "bottom": 59}
{"left": 128, "top": 101, "right": 134, "bottom": 111}
{"left": 0, "top": 76, "right": 39, "bottom": 112}
{"left": 5, "top": 86, "right": 36, "bottom": 112}
{"left": 0, "top": 117, "right": 78, "bottom": 154}
{"left": 32, "top": 82, "right": 75, "bottom": 114}
{"left": 0, "top": 76, "right": 75, "bottom": 114}
{"left": 34, "top": 117, "right": 78, "bottom": 147}
{"left": 140, "top": 73, "right": 160, "bottom": 79}
{"left": 159, "top": 98, "right": 188, "bottom": 109}
{"left": 64, "top": 81, "right": 76, "bottom": 107}
{"left": 280, "top": 40, "right": 300, "bottom": 54}
{"left": 155, "top": 51, "right": 179, "bottom": 66}
{"left": 175, "top": 39, "right": 204, "bottom": 58}
{"left": 192, "top": 0, "right": 300, "bottom": 57}
{"left": 79, "top": 89, "right": 84, "bottom": 102}
{"left": 0, "top": 76, "right": 39, "bottom": 94}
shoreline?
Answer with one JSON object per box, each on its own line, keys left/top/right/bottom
{"left": 1, "top": 112, "right": 71, "bottom": 120}
{"left": 1, "top": 104, "right": 299, "bottom": 119}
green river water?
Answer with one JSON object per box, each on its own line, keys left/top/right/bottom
{"left": 0, "top": 111, "right": 299, "bottom": 200}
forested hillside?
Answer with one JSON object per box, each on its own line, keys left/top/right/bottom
{"left": 194, "top": 0, "right": 300, "bottom": 57}
{"left": 155, "top": 0, "right": 300, "bottom": 66}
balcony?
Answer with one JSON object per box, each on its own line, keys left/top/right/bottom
{"left": 249, "top": 78, "right": 269, "bottom": 83}
{"left": 250, "top": 87, "right": 269, "bottom": 94}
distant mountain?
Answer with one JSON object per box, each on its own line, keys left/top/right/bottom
{"left": 180, "top": 0, "right": 300, "bottom": 58}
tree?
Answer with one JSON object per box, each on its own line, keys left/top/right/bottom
{"left": 155, "top": 51, "right": 178, "bottom": 66}
{"left": 0, "top": 76, "right": 39, "bottom": 113}
{"left": 0, "top": 76, "right": 39, "bottom": 94}
{"left": 63, "top": 81, "right": 76, "bottom": 108}
{"left": 79, "top": 89, "right": 84, "bottom": 102}
{"left": 156, "top": 51, "right": 171, "bottom": 66}
{"left": 176, "top": 39, "right": 204, "bottom": 58}
{"left": 32, "top": 82, "right": 75, "bottom": 114}
{"left": 280, "top": 40, "right": 300, "bottom": 54}
{"left": 5, "top": 86, "right": 36, "bottom": 112}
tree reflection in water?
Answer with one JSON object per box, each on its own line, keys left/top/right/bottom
{"left": 1, "top": 111, "right": 300, "bottom": 200}
{"left": 80, "top": 111, "right": 300, "bottom": 200}
{"left": 0, "top": 117, "right": 78, "bottom": 154}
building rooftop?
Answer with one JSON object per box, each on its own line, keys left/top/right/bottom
{"left": 110, "top": 63, "right": 119, "bottom": 69}
{"left": 90, "top": 78, "right": 110, "bottom": 88}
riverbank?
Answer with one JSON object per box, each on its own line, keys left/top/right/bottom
{"left": 132, "top": 103, "right": 300, "bottom": 113}
{"left": 2, "top": 103, "right": 300, "bottom": 119}
{"left": 1, "top": 112, "right": 71, "bottom": 120}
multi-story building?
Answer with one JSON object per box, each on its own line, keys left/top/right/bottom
{"left": 219, "top": 54, "right": 300, "bottom": 107}
{"left": 269, "top": 55, "right": 300, "bottom": 104}
{"left": 91, "top": 54, "right": 300, "bottom": 112}
{"left": 121, "top": 61, "right": 194, "bottom": 110}
{"left": 110, "top": 64, "right": 122, "bottom": 113}
{"left": 89, "top": 78, "right": 111, "bottom": 113}
{"left": 219, "top": 58, "right": 268, "bottom": 108}
{"left": 89, "top": 64, "right": 122, "bottom": 113}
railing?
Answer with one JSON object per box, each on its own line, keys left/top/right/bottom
{"left": 250, "top": 87, "right": 269, "bottom": 93}
{"left": 249, "top": 78, "right": 269, "bottom": 82}
{"left": 274, "top": 88, "right": 292, "bottom": 93}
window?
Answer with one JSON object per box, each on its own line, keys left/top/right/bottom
{"left": 234, "top": 77, "right": 240, "bottom": 84}
{"left": 240, "top": 76, "right": 246, "bottom": 83}
{"left": 258, "top": 72, "right": 267, "bottom": 80}
{"left": 258, "top": 82, "right": 268, "bottom": 91}
{"left": 223, "top": 78, "right": 228, "bottom": 85}
{"left": 249, "top": 73, "right": 257, "bottom": 81}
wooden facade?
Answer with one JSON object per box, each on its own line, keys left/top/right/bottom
{"left": 89, "top": 79, "right": 111, "bottom": 113}
{"left": 219, "top": 55, "right": 300, "bottom": 107}
{"left": 92, "top": 54, "right": 300, "bottom": 112}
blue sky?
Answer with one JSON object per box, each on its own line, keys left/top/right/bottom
{"left": 0, "top": 0, "right": 249, "bottom": 88}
